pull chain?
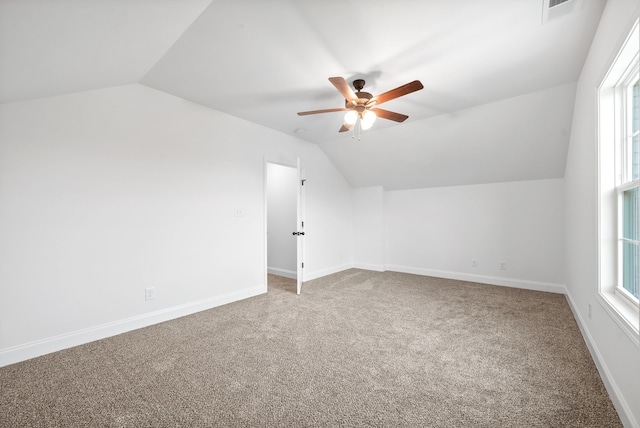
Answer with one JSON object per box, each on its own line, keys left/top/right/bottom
{"left": 351, "top": 118, "right": 362, "bottom": 141}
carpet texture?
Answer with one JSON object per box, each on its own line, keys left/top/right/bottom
{"left": 0, "top": 269, "right": 622, "bottom": 427}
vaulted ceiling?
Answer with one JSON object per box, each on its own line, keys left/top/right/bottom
{"left": 0, "top": 0, "right": 606, "bottom": 189}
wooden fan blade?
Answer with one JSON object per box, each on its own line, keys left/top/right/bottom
{"left": 339, "top": 124, "right": 350, "bottom": 132}
{"left": 329, "top": 77, "right": 357, "bottom": 102}
{"left": 297, "top": 107, "right": 348, "bottom": 116}
{"left": 374, "top": 80, "right": 423, "bottom": 105}
{"left": 371, "top": 108, "right": 409, "bottom": 123}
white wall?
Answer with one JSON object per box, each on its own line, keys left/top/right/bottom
{"left": 0, "top": 84, "right": 354, "bottom": 366}
{"left": 266, "top": 163, "right": 297, "bottom": 278}
{"left": 302, "top": 160, "right": 354, "bottom": 279}
{"left": 353, "top": 186, "right": 385, "bottom": 271}
{"left": 379, "top": 179, "right": 565, "bottom": 292}
{"left": 564, "top": 0, "right": 640, "bottom": 426}
{"left": 353, "top": 180, "right": 565, "bottom": 292}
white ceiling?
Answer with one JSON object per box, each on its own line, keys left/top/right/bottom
{"left": 0, "top": 0, "right": 606, "bottom": 190}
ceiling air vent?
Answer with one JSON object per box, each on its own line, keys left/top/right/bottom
{"left": 542, "top": 0, "right": 583, "bottom": 24}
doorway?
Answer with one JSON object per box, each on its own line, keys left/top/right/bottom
{"left": 266, "top": 162, "right": 302, "bottom": 294}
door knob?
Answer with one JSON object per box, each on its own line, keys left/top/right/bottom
{"left": 292, "top": 231, "right": 305, "bottom": 236}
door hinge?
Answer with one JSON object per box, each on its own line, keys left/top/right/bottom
{"left": 302, "top": 262, "right": 304, "bottom": 268}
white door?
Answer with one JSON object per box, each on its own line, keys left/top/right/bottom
{"left": 295, "top": 158, "right": 305, "bottom": 294}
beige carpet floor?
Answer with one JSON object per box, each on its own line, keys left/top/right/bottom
{"left": 0, "top": 269, "right": 622, "bottom": 427}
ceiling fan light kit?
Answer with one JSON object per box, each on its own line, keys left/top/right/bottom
{"left": 344, "top": 109, "right": 376, "bottom": 130}
{"left": 297, "top": 76, "right": 424, "bottom": 138}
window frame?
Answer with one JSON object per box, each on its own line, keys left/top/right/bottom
{"left": 597, "top": 19, "right": 640, "bottom": 346}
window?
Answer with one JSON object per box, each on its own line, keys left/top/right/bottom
{"left": 598, "top": 20, "right": 640, "bottom": 342}
{"left": 617, "top": 66, "right": 639, "bottom": 304}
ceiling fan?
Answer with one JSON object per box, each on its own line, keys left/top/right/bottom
{"left": 297, "top": 77, "right": 424, "bottom": 133}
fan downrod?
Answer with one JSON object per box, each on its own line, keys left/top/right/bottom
{"left": 353, "top": 79, "right": 366, "bottom": 91}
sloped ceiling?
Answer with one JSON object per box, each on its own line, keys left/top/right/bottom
{"left": 0, "top": 0, "right": 606, "bottom": 189}
{"left": 0, "top": 0, "right": 212, "bottom": 103}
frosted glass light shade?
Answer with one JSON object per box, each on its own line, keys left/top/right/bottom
{"left": 344, "top": 110, "right": 358, "bottom": 125}
{"left": 361, "top": 110, "right": 376, "bottom": 130}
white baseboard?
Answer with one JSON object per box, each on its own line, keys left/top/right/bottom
{"left": 385, "top": 264, "right": 566, "bottom": 294}
{"left": 0, "top": 285, "right": 265, "bottom": 368}
{"left": 564, "top": 291, "right": 638, "bottom": 428}
{"left": 353, "top": 262, "right": 385, "bottom": 272}
{"left": 305, "top": 263, "right": 565, "bottom": 294}
{"left": 304, "top": 262, "right": 354, "bottom": 281}
{"left": 267, "top": 267, "right": 297, "bottom": 279}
